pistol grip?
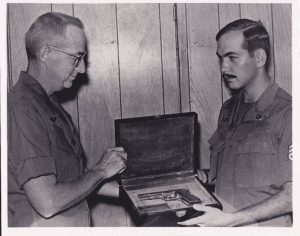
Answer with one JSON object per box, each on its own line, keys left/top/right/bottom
{"left": 177, "top": 189, "right": 201, "bottom": 206}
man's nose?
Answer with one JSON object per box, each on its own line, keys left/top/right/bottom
{"left": 76, "top": 60, "right": 86, "bottom": 74}
{"left": 220, "top": 58, "right": 230, "bottom": 73}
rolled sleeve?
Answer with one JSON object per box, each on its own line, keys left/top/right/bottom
{"left": 16, "top": 156, "right": 56, "bottom": 189}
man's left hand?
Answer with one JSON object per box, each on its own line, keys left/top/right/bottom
{"left": 178, "top": 204, "right": 235, "bottom": 227}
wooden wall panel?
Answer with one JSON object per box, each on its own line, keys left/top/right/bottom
{"left": 186, "top": 3, "right": 221, "bottom": 169}
{"left": 177, "top": 3, "right": 191, "bottom": 112}
{"left": 240, "top": 4, "right": 275, "bottom": 80}
{"left": 51, "top": 4, "right": 79, "bottom": 130}
{"left": 75, "top": 4, "right": 120, "bottom": 168}
{"left": 7, "top": 4, "right": 50, "bottom": 88}
{"left": 117, "top": 4, "right": 164, "bottom": 118}
{"left": 272, "top": 4, "right": 292, "bottom": 95}
{"left": 218, "top": 3, "right": 240, "bottom": 103}
{"left": 51, "top": 3, "right": 72, "bottom": 14}
{"left": 74, "top": 4, "right": 130, "bottom": 226}
{"left": 159, "top": 3, "right": 180, "bottom": 114}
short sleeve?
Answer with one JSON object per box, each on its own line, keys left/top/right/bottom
{"left": 8, "top": 104, "right": 57, "bottom": 189}
{"left": 278, "top": 109, "right": 292, "bottom": 185}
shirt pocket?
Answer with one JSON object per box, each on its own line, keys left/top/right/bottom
{"left": 234, "top": 131, "right": 280, "bottom": 188}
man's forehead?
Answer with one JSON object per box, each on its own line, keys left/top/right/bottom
{"left": 62, "top": 25, "right": 87, "bottom": 51}
{"left": 217, "top": 30, "right": 245, "bottom": 55}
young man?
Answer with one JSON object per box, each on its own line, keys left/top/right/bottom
{"left": 179, "top": 19, "right": 292, "bottom": 227}
{"left": 8, "top": 12, "right": 127, "bottom": 227}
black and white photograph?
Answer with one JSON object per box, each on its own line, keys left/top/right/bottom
{"left": 1, "top": 0, "right": 299, "bottom": 236}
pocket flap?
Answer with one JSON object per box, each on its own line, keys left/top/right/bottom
{"left": 236, "top": 131, "right": 278, "bottom": 155}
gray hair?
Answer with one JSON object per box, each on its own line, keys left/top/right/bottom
{"left": 25, "top": 12, "right": 84, "bottom": 60}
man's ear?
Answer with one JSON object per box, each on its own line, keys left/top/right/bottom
{"left": 39, "top": 45, "right": 50, "bottom": 63}
{"left": 254, "top": 48, "right": 267, "bottom": 68}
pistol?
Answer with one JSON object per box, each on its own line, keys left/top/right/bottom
{"left": 138, "top": 188, "right": 201, "bottom": 206}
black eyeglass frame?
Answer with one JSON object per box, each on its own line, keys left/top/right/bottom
{"left": 47, "top": 45, "right": 86, "bottom": 67}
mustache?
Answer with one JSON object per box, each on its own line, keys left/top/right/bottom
{"left": 222, "top": 73, "right": 237, "bottom": 79}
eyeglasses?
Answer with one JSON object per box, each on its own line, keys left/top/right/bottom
{"left": 47, "top": 45, "right": 86, "bottom": 68}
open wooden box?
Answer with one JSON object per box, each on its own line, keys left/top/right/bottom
{"left": 115, "top": 112, "right": 221, "bottom": 217}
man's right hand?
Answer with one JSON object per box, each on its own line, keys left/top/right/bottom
{"left": 93, "top": 147, "right": 127, "bottom": 179}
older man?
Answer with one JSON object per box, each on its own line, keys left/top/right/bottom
{"left": 8, "top": 12, "right": 127, "bottom": 227}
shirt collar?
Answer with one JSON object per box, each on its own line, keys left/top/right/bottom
{"left": 242, "top": 81, "right": 279, "bottom": 122}
{"left": 255, "top": 81, "right": 279, "bottom": 112}
{"left": 18, "top": 71, "right": 58, "bottom": 121}
{"left": 19, "top": 71, "right": 50, "bottom": 98}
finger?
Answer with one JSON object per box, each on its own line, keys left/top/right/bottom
{"left": 175, "top": 210, "right": 187, "bottom": 217}
{"left": 118, "top": 151, "right": 127, "bottom": 160}
{"left": 197, "top": 170, "right": 207, "bottom": 183}
{"left": 193, "top": 204, "right": 208, "bottom": 211}
{"left": 107, "top": 147, "right": 125, "bottom": 152}
{"left": 118, "top": 166, "right": 126, "bottom": 174}
{"left": 178, "top": 216, "right": 203, "bottom": 226}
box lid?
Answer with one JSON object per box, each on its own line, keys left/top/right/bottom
{"left": 115, "top": 112, "right": 198, "bottom": 181}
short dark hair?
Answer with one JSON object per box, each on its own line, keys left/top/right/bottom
{"left": 25, "top": 12, "right": 84, "bottom": 60}
{"left": 216, "top": 19, "right": 271, "bottom": 70}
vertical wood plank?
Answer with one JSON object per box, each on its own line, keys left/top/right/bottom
{"left": 74, "top": 3, "right": 130, "bottom": 227}
{"left": 177, "top": 3, "right": 191, "bottom": 112}
{"left": 51, "top": 4, "right": 79, "bottom": 130}
{"left": 51, "top": 3, "right": 72, "bottom": 14}
{"left": 117, "top": 3, "right": 164, "bottom": 118}
{"left": 186, "top": 3, "right": 222, "bottom": 169}
{"left": 240, "top": 4, "right": 275, "bottom": 80}
{"left": 272, "top": 4, "right": 292, "bottom": 95}
{"left": 218, "top": 3, "right": 240, "bottom": 103}
{"left": 8, "top": 3, "right": 51, "bottom": 87}
{"left": 75, "top": 3, "right": 120, "bottom": 168}
{"left": 159, "top": 3, "right": 180, "bottom": 114}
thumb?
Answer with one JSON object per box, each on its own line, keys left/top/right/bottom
{"left": 193, "top": 204, "right": 211, "bottom": 212}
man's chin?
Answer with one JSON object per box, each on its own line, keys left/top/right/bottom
{"left": 227, "top": 81, "right": 240, "bottom": 90}
{"left": 63, "top": 81, "right": 73, "bottom": 89}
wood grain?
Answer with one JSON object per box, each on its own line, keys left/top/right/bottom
{"left": 272, "top": 4, "right": 292, "bottom": 95}
{"left": 177, "top": 3, "right": 191, "bottom": 112}
{"left": 117, "top": 3, "right": 164, "bottom": 118}
{"left": 74, "top": 3, "right": 131, "bottom": 226}
{"left": 159, "top": 3, "right": 180, "bottom": 114}
{"left": 75, "top": 4, "right": 120, "bottom": 168}
{"left": 51, "top": 3, "right": 73, "bottom": 14}
{"left": 8, "top": 3, "right": 50, "bottom": 87}
{"left": 186, "top": 3, "right": 222, "bottom": 169}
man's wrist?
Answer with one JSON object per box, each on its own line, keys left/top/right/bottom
{"left": 230, "top": 211, "right": 256, "bottom": 226}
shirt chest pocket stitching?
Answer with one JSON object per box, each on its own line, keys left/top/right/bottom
{"left": 234, "top": 131, "right": 279, "bottom": 156}
{"left": 233, "top": 131, "right": 280, "bottom": 188}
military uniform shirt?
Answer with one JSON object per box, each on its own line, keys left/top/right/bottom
{"left": 208, "top": 82, "right": 292, "bottom": 226}
{"left": 8, "top": 72, "right": 90, "bottom": 226}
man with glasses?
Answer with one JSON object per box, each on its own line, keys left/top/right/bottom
{"left": 8, "top": 12, "right": 127, "bottom": 227}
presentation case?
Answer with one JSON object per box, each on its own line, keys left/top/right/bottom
{"left": 115, "top": 112, "right": 221, "bottom": 217}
